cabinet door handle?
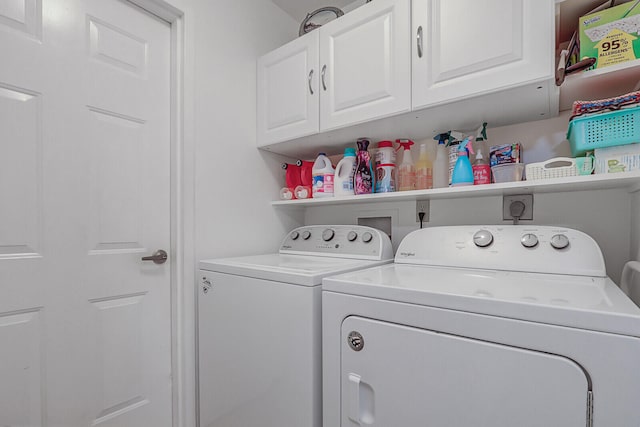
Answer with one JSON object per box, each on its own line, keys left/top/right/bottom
{"left": 417, "top": 25, "right": 423, "bottom": 58}
{"left": 321, "top": 64, "right": 327, "bottom": 91}
{"left": 308, "top": 69, "right": 314, "bottom": 95}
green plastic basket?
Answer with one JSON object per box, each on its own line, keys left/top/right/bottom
{"left": 567, "top": 105, "right": 640, "bottom": 156}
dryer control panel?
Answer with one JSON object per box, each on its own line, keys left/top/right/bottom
{"left": 280, "top": 225, "right": 393, "bottom": 260}
{"left": 396, "top": 225, "right": 606, "bottom": 277}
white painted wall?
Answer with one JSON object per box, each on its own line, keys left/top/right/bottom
{"left": 305, "top": 112, "right": 636, "bottom": 283}
{"left": 160, "top": 1, "right": 301, "bottom": 425}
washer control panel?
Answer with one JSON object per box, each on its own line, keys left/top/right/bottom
{"left": 280, "top": 225, "right": 393, "bottom": 260}
{"left": 396, "top": 225, "right": 606, "bottom": 277}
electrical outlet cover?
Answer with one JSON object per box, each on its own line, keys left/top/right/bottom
{"left": 503, "top": 194, "right": 533, "bottom": 221}
{"left": 415, "top": 198, "right": 430, "bottom": 223}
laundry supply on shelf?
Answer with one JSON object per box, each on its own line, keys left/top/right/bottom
{"left": 396, "top": 139, "right": 416, "bottom": 191}
{"left": 312, "top": 153, "right": 335, "bottom": 198}
{"left": 472, "top": 123, "right": 491, "bottom": 185}
{"left": 375, "top": 140, "right": 396, "bottom": 193}
{"left": 334, "top": 147, "right": 357, "bottom": 197}
{"left": 432, "top": 133, "right": 449, "bottom": 188}
{"left": 415, "top": 142, "right": 433, "bottom": 190}
{"left": 451, "top": 136, "right": 475, "bottom": 186}
{"left": 354, "top": 138, "right": 374, "bottom": 195}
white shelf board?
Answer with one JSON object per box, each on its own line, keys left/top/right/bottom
{"left": 560, "top": 59, "right": 640, "bottom": 111}
{"left": 272, "top": 171, "right": 640, "bottom": 207}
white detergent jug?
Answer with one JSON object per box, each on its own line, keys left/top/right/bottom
{"left": 312, "top": 153, "right": 335, "bottom": 198}
{"left": 334, "top": 148, "right": 357, "bottom": 197}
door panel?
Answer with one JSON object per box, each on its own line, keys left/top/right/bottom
{"left": 341, "top": 316, "right": 589, "bottom": 426}
{"left": 0, "top": 0, "right": 172, "bottom": 425}
{"left": 412, "top": 0, "right": 554, "bottom": 109}
{"left": 257, "top": 31, "right": 320, "bottom": 146}
{"left": 320, "top": 0, "right": 411, "bottom": 131}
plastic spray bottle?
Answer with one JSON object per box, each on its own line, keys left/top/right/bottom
{"left": 396, "top": 139, "right": 416, "bottom": 191}
{"left": 472, "top": 122, "right": 491, "bottom": 185}
{"left": 451, "top": 136, "right": 475, "bottom": 187}
{"left": 354, "top": 138, "right": 374, "bottom": 195}
{"left": 415, "top": 143, "right": 433, "bottom": 190}
{"left": 433, "top": 133, "right": 449, "bottom": 188}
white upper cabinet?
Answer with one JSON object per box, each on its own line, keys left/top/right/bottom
{"left": 319, "top": 0, "right": 411, "bottom": 131}
{"left": 411, "top": 0, "right": 555, "bottom": 110}
{"left": 257, "top": 31, "right": 319, "bottom": 146}
{"left": 257, "top": 0, "right": 411, "bottom": 146}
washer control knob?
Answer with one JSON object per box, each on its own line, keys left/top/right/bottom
{"left": 290, "top": 231, "right": 300, "bottom": 240}
{"left": 550, "top": 234, "right": 570, "bottom": 250}
{"left": 322, "top": 228, "right": 335, "bottom": 242}
{"left": 347, "top": 231, "right": 358, "bottom": 242}
{"left": 521, "top": 233, "right": 538, "bottom": 248}
{"left": 362, "top": 232, "right": 373, "bottom": 243}
{"left": 302, "top": 230, "right": 312, "bottom": 240}
{"left": 473, "top": 230, "right": 494, "bottom": 247}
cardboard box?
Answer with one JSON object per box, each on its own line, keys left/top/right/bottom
{"left": 490, "top": 143, "right": 522, "bottom": 167}
{"left": 579, "top": 2, "right": 640, "bottom": 70}
{"left": 594, "top": 143, "right": 640, "bottom": 173}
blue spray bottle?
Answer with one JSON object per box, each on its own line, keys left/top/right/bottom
{"left": 451, "top": 136, "right": 475, "bottom": 186}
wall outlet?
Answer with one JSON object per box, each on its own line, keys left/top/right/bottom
{"left": 503, "top": 194, "right": 533, "bottom": 221}
{"left": 416, "top": 198, "right": 430, "bottom": 223}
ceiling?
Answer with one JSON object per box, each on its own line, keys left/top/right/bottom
{"left": 271, "top": 0, "right": 357, "bottom": 24}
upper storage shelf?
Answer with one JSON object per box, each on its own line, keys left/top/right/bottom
{"left": 556, "top": 0, "right": 640, "bottom": 111}
{"left": 272, "top": 171, "right": 640, "bottom": 206}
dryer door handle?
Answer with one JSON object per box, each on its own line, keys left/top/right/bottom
{"left": 348, "top": 373, "right": 375, "bottom": 425}
{"left": 348, "top": 373, "right": 361, "bottom": 424}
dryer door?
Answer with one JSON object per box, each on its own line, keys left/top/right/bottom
{"left": 341, "top": 316, "right": 590, "bottom": 427}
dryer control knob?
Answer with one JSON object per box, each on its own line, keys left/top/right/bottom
{"left": 302, "top": 230, "right": 312, "bottom": 240}
{"left": 347, "top": 231, "right": 358, "bottom": 242}
{"left": 322, "top": 229, "right": 335, "bottom": 241}
{"left": 362, "top": 232, "right": 373, "bottom": 243}
{"left": 473, "top": 230, "right": 494, "bottom": 247}
{"left": 290, "top": 231, "right": 300, "bottom": 240}
{"left": 521, "top": 233, "right": 539, "bottom": 248}
{"left": 550, "top": 234, "right": 570, "bottom": 250}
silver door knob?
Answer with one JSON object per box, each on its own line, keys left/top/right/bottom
{"left": 141, "top": 249, "right": 168, "bottom": 264}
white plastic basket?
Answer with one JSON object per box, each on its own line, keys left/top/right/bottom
{"left": 525, "top": 157, "right": 579, "bottom": 180}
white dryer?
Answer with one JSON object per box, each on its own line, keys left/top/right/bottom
{"left": 322, "top": 225, "right": 640, "bottom": 427}
{"left": 198, "top": 225, "right": 393, "bottom": 427}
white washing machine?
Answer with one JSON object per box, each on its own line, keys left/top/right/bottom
{"left": 322, "top": 225, "right": 640, "bottom": 427}
{"left": 198, "top": 225, "right": 393, "bottom": 427}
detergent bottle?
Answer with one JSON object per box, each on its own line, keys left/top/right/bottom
{"left": 375, "top": 140, "right": 396, "bottom": 193}
{"left": 396, "top": 139, "right": 416, "bottom": 191}
{"left": 334, "top": 147, "right": 357, "bottom": 197}
{"left": 433, "top": 133, "right": 449, "bottom": 188}
{"left": 312, "top": 152, "right": 335, "bottom": 198}
{"left": 354, "top": 138, "right": 374, "bottom": 195}
{"left": 451, "top": 136, "right": 475, "bottom": 186}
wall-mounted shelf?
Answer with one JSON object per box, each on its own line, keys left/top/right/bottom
{"left": 560, "top": 59, "right": 640, "bottom": 111}
{"left": 272, "top": 171, "right": 640, "bottom": 207}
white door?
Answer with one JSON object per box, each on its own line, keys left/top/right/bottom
{"left": 412, "top": 0, "right": 554, "bottom": 109}
{"left": 257, "top": 30, "right": 320, "bottom": 146}
{"left": 319, "top": 0, "right": 411, "bottom": 132}
{"left": 342, "top": 317, "right": 589, "bottom": 426}
{"left": 0, "top": 0, "right": 172, "bottom": 426}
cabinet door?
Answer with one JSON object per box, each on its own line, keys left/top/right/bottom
{"left": 412, "top": 0, "right": 554, "bottom": 110}
{"left": 319, "top": 0, "right": 411, "bottom": 132}
{"left": 257, "top": 31, "right": 319, "bottom": 146}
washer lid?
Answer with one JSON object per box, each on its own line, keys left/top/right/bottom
{"left": 200, "top": 254, "right": 391, "bottom": 286}
{"left": 322, "top": 264, "right": 640, "bottom": 337}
